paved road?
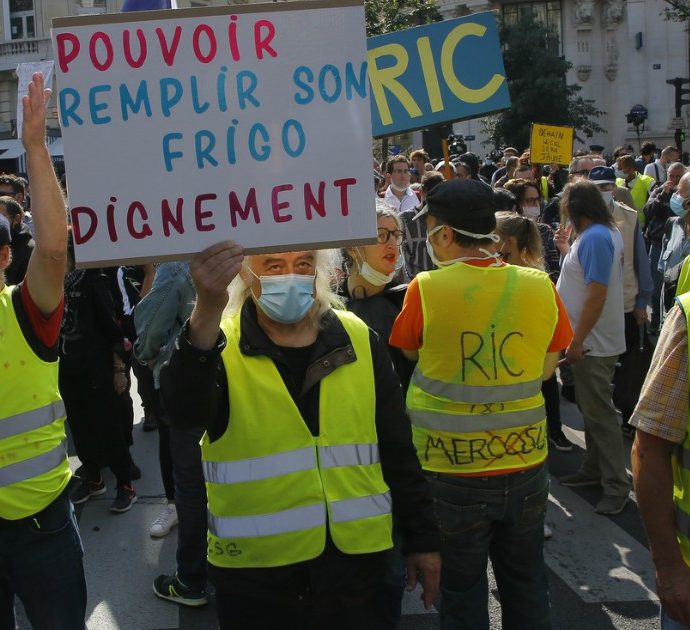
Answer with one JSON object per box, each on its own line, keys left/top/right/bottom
{"left": 16, "top": 386, "right": 661, "bottom": 629}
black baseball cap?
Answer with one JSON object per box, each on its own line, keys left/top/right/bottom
{"left": 0, "top": 214, "right": 10, "bottom": 246}
{"left": 413, "top": 179, "right": 497, "bottom": 222}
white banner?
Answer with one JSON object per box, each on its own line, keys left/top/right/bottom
{"left": 51, "top": 0, "right": 376, "bottom": 267}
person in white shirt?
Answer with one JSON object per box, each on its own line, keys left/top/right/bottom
{"left": 383, "top": 155, "right": 419, "bottom": 213}
{"left": 644, "top": 146, "right": 680, "bottom": 184}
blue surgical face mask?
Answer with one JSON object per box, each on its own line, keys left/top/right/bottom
{"left": 249, "top": 269, "right": 316, "bottom": 324}
{"left": 670, "top": 193, "right": 688, "bottom": 217}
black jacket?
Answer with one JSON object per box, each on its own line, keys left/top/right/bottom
{"left": 161, "top": 300, "right": 439, "bottom": 561}
{"left": 6, "top": 222, "right": 33, "bottom": 286}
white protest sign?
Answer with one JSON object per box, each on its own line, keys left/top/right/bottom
{"left": 16, "top": 61, "right": 54, "bottom": 138}
{"left": 51, "top": 0, "right": 376, "bottom": 267}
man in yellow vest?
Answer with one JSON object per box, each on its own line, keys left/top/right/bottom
{"left": 390, "top": 179, "right": 573, "bottom": 629}
{"left": 0, "top": 74, "right": 86, "bottom": 628}
{"left": 616, "top": 154, "right": 655, "bottom": 219}
{"left": 160, "top": 243, "right": 441, "bottom": 628}
{"left": 631, "top": 290, "right": 690, "bottom": 629}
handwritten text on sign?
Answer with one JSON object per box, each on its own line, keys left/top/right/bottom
{"left": 367, "top": 13, "right": 510, "bottom": 138}
{"left": 529, "top": 123, "right": 574, "bottom": 166}
{"left": 52, "top": 1, "right": 376, "bottom": 266}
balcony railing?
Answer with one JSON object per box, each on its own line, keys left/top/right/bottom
{"left": 0, "top": 38, "right": 51, "bottom": 59}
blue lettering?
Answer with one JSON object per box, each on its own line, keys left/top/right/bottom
{"left": 190, "top": 75, "right": 210, "bottom": 114}
{"left": 345, "top": 61, "right": 368, "bottom": 100}
{"left": 88, "top": 84, "right": 112, "bottom": 125}
{"left": 318, "top": 65, "right": 341, "bottom": 103}
{"left": 160, "top": 78, "right": 183, "bottom": 117}
{"left": 248, "top": 123, "right": 270, "bottom": 161}
{"left": 195, "top": 130, "right": 219, "bottom": 169}
{"left": 119, "top": 80, "right": 152, "bottom": 121}
{"left": 293, "top": 66, "right": 314, "bottom": 105}
{"left": 282, "top": 120, "right": 305, "bottom": 158}
{"left": 59, "top": 88, "right": 83, "bottom": 128}
{"left": 162, "top": 132, "right": 183, "bottom": 173}
{"left": 236, "top": 70, "right": 260, "bottom": 110}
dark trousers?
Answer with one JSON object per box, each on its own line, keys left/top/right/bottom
{"left": 158, "top": 422, "right": 175, "bottom": 501}
{"left": 0, "top": 491, "right": 86, "bottom": 630}
{"left": 132, "top": 360, "right": 157, "bottom": 416}
{"left": 59, "top": 360, "right": 132, "bottom": 487}
{"left": 542, "top": 374, "right": 562, "bottom": 436}
{"left": 170, "top": 425, "right": 207, "bottom": 588}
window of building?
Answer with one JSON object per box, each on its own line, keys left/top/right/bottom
{"left": 74, "top": 0, "right": 107, "bottom": 15}
{"left": 9, "top": 0, "right": 35, "bottom": 40}
{"left": 503, "top": 1, "right": 562, "bottom": 52}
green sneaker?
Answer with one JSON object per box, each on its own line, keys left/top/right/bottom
{"left": 153, "top": 574, "right": 208, "bottom": 607}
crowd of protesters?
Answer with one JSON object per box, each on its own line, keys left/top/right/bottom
{"left": 4, "top": 75, "right": 690, "bottom": 629}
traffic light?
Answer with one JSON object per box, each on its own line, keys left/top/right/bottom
{"left": 667, "top": 78, "right": 690, "bottom": 116}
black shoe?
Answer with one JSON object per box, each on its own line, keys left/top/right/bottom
{"left": 142, "top": 412, "right": 158, "bottom": 432}
{"left": 561, "top": 384, "right": 576, "bottom": 403}
{"left": 71, "top": 478, "right": 106, "bottom": 505}
{"left": 130, "top": 460, "right": 142, "bottom": 481}
{"left": 110, "top": 485, "right": 137, "bottom": 513}
{"left": 549, "top": 431, "right": 574, "bottom": 452}
{"left": 153, "top": 574, "right": 208, "bottom": 607}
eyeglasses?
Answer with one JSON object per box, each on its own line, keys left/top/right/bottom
{"left": 571, "top": 169, "right": 591, "bottom": 176}
{"left": 392, "top": 169, "right": 410, "bottom": 175}
{"left": 377, "top": 227, "right": 404, "bottom": 245}
{"left": 0, "top": 190, "right": 17, "bottom": 198}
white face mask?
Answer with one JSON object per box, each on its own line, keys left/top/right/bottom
{"left": 522, "top": 205, "right": 540, "bottom": 220}
{"left": 358, "top": 261, "right": 396, "bottom": 286}
{"left": 600, "top": 191, "right": 614, "bottom": 206}
{"left": 425, "top": 224, "right": 502, "bottom": 268}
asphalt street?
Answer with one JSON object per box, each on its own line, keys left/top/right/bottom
{"left": 15, "top": 383, "right": 661, "bottom": 629}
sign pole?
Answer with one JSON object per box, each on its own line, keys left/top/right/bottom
{"left": 441, "top": 139, "right": 451, "bottom": 180}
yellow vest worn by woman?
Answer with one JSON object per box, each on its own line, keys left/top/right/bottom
{"left": 0, "top": 285, "right": 70, "bottom": 519}
{"left": 202, "top": 309, "right": 393, "bottom": 569}
{"left": 408, "top": 263, "right": 558, "bottom": 475}
{"left": 669, "top": 292, "right": 690, "bottom": 565}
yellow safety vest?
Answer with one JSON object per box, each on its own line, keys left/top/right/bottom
{"left": 540, "top": 176, "right": 550, "bottom": 201}
{"left": 202, "top": 309, "right": 393, "bottom": 569}
{"left": 407, "top": 263, "right": 558, "bottom": 474}
{"left": 615, "top": 175, "right": 654, "bottom": 217}
{"left": 671, "top": 292, "right": 690, "bottom": 564}
{"left": 0, "top": 285, "right": 70, "bottom": 519}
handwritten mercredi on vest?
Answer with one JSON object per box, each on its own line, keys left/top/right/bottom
{"left": 202, "top": 310, "right": 392, "bottom": 568}
{"left": 0, "top": 286, "right": 71, "bottom": 520}
{"left": 407, "top": 264, "right": 558, "bottom": 474}
{"left": 52, "top": 4, "right": 509, "bottom": 268}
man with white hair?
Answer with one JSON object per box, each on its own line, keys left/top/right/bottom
{"left": 161, "top": 243, "right": 441, "bottom": 628}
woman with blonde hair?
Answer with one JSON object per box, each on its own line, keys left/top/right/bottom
{"left": 495, "top": 212, "right": 575, "bottom": 458}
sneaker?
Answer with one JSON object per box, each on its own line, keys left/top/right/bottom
{"left": 544, "top": 524, "right": 553, "bottom": 539}
{"left": 110, "top": 485, "right": 137, "bottom": 513}
{"left": 153, "top": 574, "right": 208, "bottom": 607}
{"left": 559, "top": 471, "right": 601, "bottom": 487}
{"left": 595, "top": 494, "right": 629, "bottom": 515}
{"left": 549, "top": 431, "right": 574, "bottom": 452}
{"left": 71, "top": 478, "right": 106, "bottom": 505}
{"left": 561, "top": 384, "right": 576, "bottom": 403}
{"left": 142, "top": 412, "right": 158, "bottom": 432}
{"left": 150, "top": 504, "right": 178, "bottom": 538}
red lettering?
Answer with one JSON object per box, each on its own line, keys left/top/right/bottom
{"left": 70, "top": 207, "right": 97, "bottom": 244}
{"left": 155, "top": 26, "right": 183, "bottom": 67}
{"left": 228, "top": 16, "right": 240, "bottom": 62}
{"left": 161, "top": 198, "right": 185, "bottom": 237}
{"left": 229, "top": 189, "right": 260, "bottom": 228}
{"left": 192, "top": 24, "right": 217, "bottom": 64}
{"left": 272, "top": 184, "right": 293, "bottom": 223}
{"left": 333, "top": 178, "right": 356, "bottom": 217}
{"left": 195, "top": 194, "right": 217, "bottom": 232}
{"left": 304, "top": 182, "right": 326, "bottom": 220}
{"left": 127, "top": 201, "right": 152, "bottom": 240}
{"left": 254, "top": 20, "right": 277, "bottom": 60}
{"left": 89, "top": 32, "right": 114, "bottom": 72}
{"left": 106, "top": 198, "right": 118, "bottom": 242}
{"left": 123, "top": 28, "right": 147, "bottom": 69}
{"left": 56, "top": 33, "right": 80, "bottom": 73}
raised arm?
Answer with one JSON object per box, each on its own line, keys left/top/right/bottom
{"left": 23, "top": 73, "right": 67, "bottom": 315}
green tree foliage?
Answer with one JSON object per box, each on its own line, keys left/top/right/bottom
{"left": 662, "top": 0, "right": 690, "bottom": 22}
{"left": 365, "top": 0, "right": 442, "bottom": 37}
{"left": 486, "top": 15, "right": 604, "bottom": 151}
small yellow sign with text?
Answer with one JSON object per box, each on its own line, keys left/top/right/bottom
{"left": 530, "top": 123, "right": 574, "bottom": 165}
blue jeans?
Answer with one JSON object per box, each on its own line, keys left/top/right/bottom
{"left": 427, "top": 463, "right": 551, "bottom": 630}
{"left": 169, "top": 425, "right": 207, "bottom": 589}
{"left": 662, "top": 607, "right": 690, "bottom": 629}
{"left": 0, "top": 490, "right": 86, "bottom": 630}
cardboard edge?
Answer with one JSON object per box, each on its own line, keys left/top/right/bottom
{"left": 75, "top": 236, "right": 378, "bottom": 269}
{"left": 53, "top": 0, "right": 363, "bottom": 28}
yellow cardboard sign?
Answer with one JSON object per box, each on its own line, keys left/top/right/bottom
{"left": 529, "top": 123, "right": 575, "bottom": 165}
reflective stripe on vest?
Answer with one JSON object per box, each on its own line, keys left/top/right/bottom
{"left": 209, "top": 502, "right": 326, "bottom": 539}
{"left": 0, "top": 441, "right": 67, "bottom": 488}
{"left": 203, "top": 443, "right": 380, "bottom": 485}
{"left": 411, "top": 370, "right": 543, "bottom": 405}
{"left": 330, "top": 491, "right": 391, "bottom": 522}
{"left": 0, "top": 401, "right": 66, "bottom": 441}
{"left": 409, "top": 405, "right": 545, "bottom": 433}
